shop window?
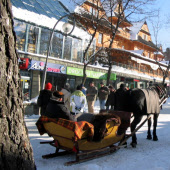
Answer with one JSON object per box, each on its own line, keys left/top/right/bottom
{"left": 51, "top": 32, "right": 63, "bottom": 58}
{"left": 14, "top": 19, "right": 26, "bottom": 51}
{"left": 39, "top": 28, "right": 50, "bottom": 56}
{"left": 27, "top": 25, "right": 39, "bottom": 53}
{"left": 63, "top": 37, "right": 72, "bottom": 60}
{"left": 72, "top": 38, "right": 82, "bottom": 62}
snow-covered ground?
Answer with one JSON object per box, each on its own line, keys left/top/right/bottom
{"left": 25, "top": 98, "right": 170, "bottom": 170}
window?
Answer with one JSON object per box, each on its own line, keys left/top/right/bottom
{"left": 27, "top": 25, "right": 39, "bottom": 53}
{"left": 39, "top": 28, "right": 50, "bottom": 56}
{"left": 143, "top": 34, "right": 147, "bottom": 41}
{"left": 51, "top": 32, "right": 63, "bottom": 58}
{"left": 98, "top": 33, "right": 103, "bottom": 44}
{"left": 63, "top": 37, "right": 72, "bottom": 60}
{"left": 89, "top": 7, "right": 97, "bottom": 16}
{"left": 72, "top": 39, "right": 82, "bottom": 62}
{"left": 14, "top": 20, "right": 26, "bottom": 51}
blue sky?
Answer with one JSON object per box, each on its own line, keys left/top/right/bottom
{"left": 148, "top": 0, "right": 170, "bottom": 51}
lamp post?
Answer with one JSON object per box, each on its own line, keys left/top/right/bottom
{"left": 41, "top": 13, "right": 75, "bottom": 90}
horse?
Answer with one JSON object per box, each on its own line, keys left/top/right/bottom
{"left": 115, "top": 83, "right": 168, "bottom": 147}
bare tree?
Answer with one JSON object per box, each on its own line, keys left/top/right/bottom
{"left": 72, "top": 0, "right": 157, "bottom": 85}
{"left": 0, "top": 0, "right": 36, "bottom": 169}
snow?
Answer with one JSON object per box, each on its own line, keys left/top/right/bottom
{"left": 25, "top": 98, "right": 170, "bottom": 170}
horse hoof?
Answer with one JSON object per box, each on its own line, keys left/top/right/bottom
{"left": 153, "top": 136, "right": 158, "bottom": 141}
{"left": 130, "top": 142, "right": 137, "bottom": 148}
{"left": 147, "top": 135, "right": 152, "bottom": 140}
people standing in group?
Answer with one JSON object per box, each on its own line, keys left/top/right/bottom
{"left": 86, "top": 81, "right": 98, "bottom": 113}
{"left": 61, "top": 83, "right": 71, "bottom": 111}
{"left": 45, "top": 91, "right": 70, "bottom": 120}
{"left": 37, "top": 82, "right": 53, "bottom": 115}
{"left": 114, "top": 83, "right": 127, "bottom": 111}
{"left": 70, "top": 84, "right": 87, "bottom": 121}
{"left": 105, "top": 85, "right": 116, "bottom": 110}
{"left": 98, "top": 82, "right": 110, "bottom": 110}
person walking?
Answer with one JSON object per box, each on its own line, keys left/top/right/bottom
{"left": 61, "top": 83, "right": 71, "bottom": 111}
{"left": 86, "top": 81, "right": 98, "bottom": 113}
{"left": 70, "top": 84, "right": 87, "bottom": 121}
{"left": 105, "top": 85, "right": 116, "bottom": 110}
{"left": 37, "top": 82, "right": 52, "bottom": 115}
{"left": 114, "top": 83, "right": 127, "bottom": 111}
{"left": 98, "top": 82, "right": 109, "bottom": 110}
{"left": 45, "top": 91, "right": 70, "bottom": 120}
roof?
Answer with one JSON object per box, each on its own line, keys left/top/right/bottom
{"left": 11, "top": 0, "right": 69, "bottom": 20}
{"left": 130, "top": 21, "right": 145, "bottom": 40}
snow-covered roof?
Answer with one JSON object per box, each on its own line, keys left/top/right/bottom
{"left": 129, "top": 50, "right": 144, "bottom": 55}
{"left": 59, "top": 0, "right": 85, "bottom": 13}
{"left": 154, "top": 51, "right": 164, "bottom": 56}
{"left": 102, "top": 0, "right": 117, "bottom": 18}
{"left": 130, "top": 21, "right": 145, "bottom": 40}
{"left": 11, "top": 0, "right": 91, "bottom": 40}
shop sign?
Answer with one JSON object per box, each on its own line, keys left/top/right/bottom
{"left": 19, "top": 58, "right": 29, "bottom": 70}
{"left": 67, "top": 67, "right": 116, "bottom": 80}
{"left": 134, "top": 79, "right": 140, "bottom": 82}
{"left": 29, "top": 60, "right": 66, "bottom": 74}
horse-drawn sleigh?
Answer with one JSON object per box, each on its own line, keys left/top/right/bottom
{"left": 36, "top": 83, "right": 168, "bottom": 165}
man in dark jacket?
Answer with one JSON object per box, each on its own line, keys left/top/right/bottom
{"left": 98, "top": 82, "right": 110, "bottom": 110}
{"left": 105, "top": 85, "right": 115, "bottom": 110}
{"left": 114, "top": 83, "right": 127, "bottom": 111}
{"left": 45, "top": 91, "right": 70, "bottom": 120}
{"left": 37, "top": 82, "right": 52, "bottom": 115}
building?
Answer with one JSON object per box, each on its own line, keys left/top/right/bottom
{"left": 11, "top": 0, "right": 170, "bottom": 100}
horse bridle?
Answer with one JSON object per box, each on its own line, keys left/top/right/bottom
{"left": 154, "top": 84, "right": 168, "bottom": 107}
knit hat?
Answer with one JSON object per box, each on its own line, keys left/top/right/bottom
{"left": 45, "top": 83, "right": 52, "bottom": 90}
{"left": 53, "top": 91, "right": 64, "bottom": 98}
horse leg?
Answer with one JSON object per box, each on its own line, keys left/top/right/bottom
{"left": 153, "top": 114, "right": 159, "bottom": 141}
{"left": 147, "top": 115, "right": 152, "bottom": 140}
{"left": 130, "top": 115, "right": 143, "bottom": 148}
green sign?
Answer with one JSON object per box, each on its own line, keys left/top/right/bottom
{"left": 67, "top": 67, "right": 116, "bottom": 80}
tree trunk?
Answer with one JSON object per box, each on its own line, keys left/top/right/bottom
{"left": 0, "top": 0, "right": 36, "bottom": 169}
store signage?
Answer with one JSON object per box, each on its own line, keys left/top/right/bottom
{"left": 134, "top": 79, "right": 140, "bottom": 82}
{"left": 19, "top": 58, "right": 29, "bottom": 70}
{"left": 67, "top": 67, "right": 116, "bottom": 80}
{"left": 29, "top": 60, "right": 66, "bottom": 74}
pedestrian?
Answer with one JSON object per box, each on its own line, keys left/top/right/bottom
{"left": 70, "top": 84, "right": 87, "bottom": 121}
{"left": 45, "top": 91, "right": 70, "bottom": 120}
{"left": 114, "top": 83, "right": 127, "bottom": 111}
{"left": 105, "top": 85, "right": 116, "bottom": 110}
{"left": 37, "top": 82, "right": 52, "bottom": 115}
{"left": 61, "top": 83, "right": 71, "bottom": 111}
{"left": 98, "top": 82, "right": 110, "bottom": 110}
{"left": 81, "top": 84, "right": 87, "bottom": 95}
{"left": 86, "top": 81, "right": 98, "bottom": 113}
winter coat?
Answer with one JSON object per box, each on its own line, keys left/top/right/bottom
{"left": 37, "top": 89, "right": 52, "bottom": 115}
{"left": 105, "top": 91, "right": 115, "bottom": 106}
{"left": 61, "top": 88, "right": 71, "bottom": 110}
{"left": 45, "top": 98, "right": 70, "bottom": 120}
{"left": 114, "top": 87, "right": 127, "bottom": 111}
{"left": 70, "top": 90, "right": 86, "bottom": 113}
{"left": 86, "top": 86, "right": 98, "bottom": 101}
{"left": 98, "top": 86, "right": 110, "bottom": 100}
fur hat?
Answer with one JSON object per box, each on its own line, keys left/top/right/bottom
{"left": 53, "top": 91, "right": 64, "bottom": 98}
{"left": 45, "top": 83, "right": 52, "bottom": 90}
{"left": 100, "top": 82, "right": 104, "bottom": 85}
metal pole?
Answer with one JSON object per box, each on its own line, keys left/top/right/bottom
{"left": 41, "top": 13, "right": 75, "bottom": 90}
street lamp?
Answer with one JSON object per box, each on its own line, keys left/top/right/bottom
{"left": 41, "top": 13, "right": 76, "bottom": 90}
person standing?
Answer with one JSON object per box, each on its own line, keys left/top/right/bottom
{"left": 114, "top": 83, "right": 127, "bottom": 111}
{"left": 70, "top": 84, "right": 87, "bottom": 121}
{"left": 61, "top": 83, "right": 71, "bottom": 111}
{"left": 98, "top": 82, "right": 109, "bottom": 110}
{"left": 105, "top": 85, "right": 116, "bottom": 110}
{"left": 37, "top": 82, "right": 53, "bottom": 115}
{"left": 45, "top": 91, "right": 70, "bottom": 120}
{"left": 86, "top": 81, "right": 98, "bottom": 113}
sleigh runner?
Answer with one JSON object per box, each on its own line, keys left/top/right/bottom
{"left": 36, "top": 111, "right": 133, "bottom": 165}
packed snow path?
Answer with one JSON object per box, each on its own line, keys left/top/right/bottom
{"left": 25, "top": 99, "right": 170, "bottom": 170}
